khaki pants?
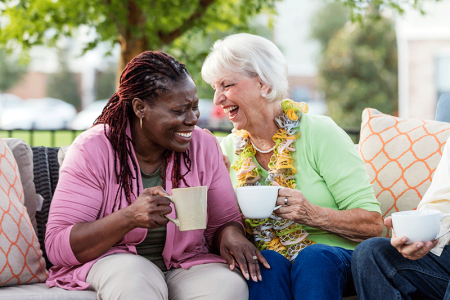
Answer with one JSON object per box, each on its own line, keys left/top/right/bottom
{"left": 86, "top": 253, "right": 248, "bottom": 300}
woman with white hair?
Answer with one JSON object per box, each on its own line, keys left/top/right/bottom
{"left": 201, "top": 33, "right": 383, "bottom": 300}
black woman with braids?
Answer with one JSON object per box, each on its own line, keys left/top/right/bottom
{"left": 44, "top": 51, "right": 265, "bottom": 299}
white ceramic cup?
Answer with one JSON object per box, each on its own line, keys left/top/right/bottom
{"left": 164, "top": 186, "right": 207, "bottom": 231}
{"left": 391, "top": 210, "right": 450, "bottom": 244}
{"left": 235, "top": 186, "right": 282, "bottom": 219}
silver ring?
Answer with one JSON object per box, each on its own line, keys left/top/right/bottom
{"left": 284, "top": 197, "right": 289, "bottom": 206}
{"left": 252, "top": 255, "right": 258, "bottom": 260}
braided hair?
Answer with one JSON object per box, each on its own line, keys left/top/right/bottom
{"left": 94, "top": 51, "right": 193, "bottom": 207}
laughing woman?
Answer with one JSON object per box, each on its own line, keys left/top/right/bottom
{"left": 201, "top": 33, "right": 383, "bottom": 300}
{"left": 44, "top": 51, "right": 265, "bottom": 300}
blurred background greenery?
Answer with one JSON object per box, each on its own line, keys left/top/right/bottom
{"left": 0, "top": 0, "right": 446, "bottom": 145}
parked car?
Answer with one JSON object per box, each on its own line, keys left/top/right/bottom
{"left": 0, "top": 98, "right": 77, "bottom": 130}
{"left": 70, "top": 99, "right": 108, "bottom": 130}
{"left": 0, "top": 93, "right": 24, "bottom": 109}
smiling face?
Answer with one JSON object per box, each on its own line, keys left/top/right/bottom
{"left": 211, "top": 71, "right": 270, "bottom": 131}
{"left": 137, "top": 76, "right": 199, "bottom": 153}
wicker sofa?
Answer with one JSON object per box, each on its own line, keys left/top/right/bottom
{"left": 0, "top": 141, "right": 96, "bottom": 300}
{"left": 1, "top": 107, "right": 450, "bottom": 299}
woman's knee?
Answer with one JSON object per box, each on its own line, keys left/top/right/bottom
{"left": 352, "top": 237, "right": 391, "bottom": 264}
{"left": 352, "top": 237, "right": 395, "bottom": 275}
{"left": 292, "top": 244, "right": 352, "bottom": 276}
{"left": 295, "top": 244, "right": 343, "bottom": 263}
{"left": 225, "top": 269, "right": 249, "bottom": 300}
{"left": 248, "top": 250, "right": 292, "bottom": 300}
{"left": 166, "top": 263, "right": 248, "bottom": 300}
{"left": 260, "top": 250, "right": 291, "bottom": 272}
{"left": 87, "top": 254, "right": 168, "bottom": 300}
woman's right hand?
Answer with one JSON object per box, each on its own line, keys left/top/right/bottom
{"left": 128, "top": 186, "right": 172, "bottom": 230}
{"left": 385, "top": 216, "right": 438, "bottom": 260}
{"left": 70, "top": 186, "right": 171, "bottom": 263}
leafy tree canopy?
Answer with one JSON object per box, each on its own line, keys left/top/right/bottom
{"left": 310, "top": 1, "right": 348, "bottom": 53}
{"left": 0, "top": 50, "right": 27, "bottom": 92}
{"left": 318, "top": 5, "right": 398, "bottom": 129}
{"left": 0, "top": 0, "right": 279, "bottom": 99}
{"left": 337, "top": 0, "right": 442, "bottom": 22}
{"left": 0, "top": 0, "right": 438, "bottom": 67}
{"left": 0, "top": 0, "right": 440, "bottom": 101}
{"left": 0, "top": 0, "right": 278, "bottom": 69}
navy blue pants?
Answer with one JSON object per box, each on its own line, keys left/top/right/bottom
{"left": 247, "top": 244, "right": 354, "bottom": 300}
{"left": 352, "top": 237, "right": 450, "bottom": 299}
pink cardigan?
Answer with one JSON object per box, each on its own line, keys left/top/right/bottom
{"left": 45, "top": 125, "right": 241, "bottom": 290}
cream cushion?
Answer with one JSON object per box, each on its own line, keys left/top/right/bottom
{"left": 0, "top": 282, "right": 97, "bottom": 299}
{"left": 3, "top": 138, "right": 38, "bottom": 234}
{"left": 358, "top": 108, "right": 450, "bottom": 236}
{"left": 0, "top": 136, "right": 47, "bottom": 286}
{"left": 57, "top": 145, "right": 70, "bottom": 168}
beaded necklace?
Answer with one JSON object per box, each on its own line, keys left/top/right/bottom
{"left": 231, "top": 99, "right": 315, "bottom": 261}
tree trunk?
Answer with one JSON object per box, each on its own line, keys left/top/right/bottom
{"left": 116, "top": 0, "right": 148, "bottom": 84}
{"left": 117, "top": 35, "right": 148, "bottom": 82}
{"left": 114, "top": 0, "right": 216, "bottom": 85}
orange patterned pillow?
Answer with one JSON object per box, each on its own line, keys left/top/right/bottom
{"left": 0, "top": 136, "right": 47, "bottom": 286}
{"left": 359, "top": 108, "right": 450, "bottom": 237}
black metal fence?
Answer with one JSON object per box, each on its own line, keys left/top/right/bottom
{"left": 0, "top": 127, "right": 361, "bottom": 147}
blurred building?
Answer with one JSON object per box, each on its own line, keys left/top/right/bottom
{"left": 7, "top": 71, "right": 48, "bottom": 100}
{"left": 397, "top": 1, "right": 450, "bottom": 120}
{"left": 273, "top": 0, "right": 326, "bottom": 115}
{"left": 5, "top": 26, "right": 117, "bottom": 109}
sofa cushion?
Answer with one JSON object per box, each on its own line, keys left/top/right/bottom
{"left": 58, "top": 145, "right": 70, "bottom": 168}
{"left": 0, "top": 283, "right": 96, "bottom": 299}
{"left": 359, "top": 108, "right": 450, "bottom": 236}
{"left": 0, "top": 137, "right": 47, "bottom": 287}
{"left": 3, "top": 138, "right": 38, "bottom": 234}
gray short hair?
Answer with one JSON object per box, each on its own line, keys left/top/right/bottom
{"left": 201, "top": 33, "right": 288, "bottom": 102}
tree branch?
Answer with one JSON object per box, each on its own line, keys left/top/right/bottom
{"left": 157, "top": 0, "right": 216, "bottom": 45}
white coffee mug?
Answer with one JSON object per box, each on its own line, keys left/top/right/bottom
{"left": 236, "top": 186, "right": 282, "bottom": 219}
{"left": 392, "top": 210, "right": 450, "bottom": 244}
{"left": 164, "top": 186, "right": 207, "bottom": 231}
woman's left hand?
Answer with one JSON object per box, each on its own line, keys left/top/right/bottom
{"left": 274, "top": 188, "right": 318, "bottom": 226}
{"left": 274, "top": 188, "right": 384, "bottom": 242}
{"left": 215, "top": 222, "right": 270, "bottom": 282}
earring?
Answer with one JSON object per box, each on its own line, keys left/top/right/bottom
{"left": 261, "top": 93, "right": 267, "bottom": 98}
{"left": 140, "top": 117, "right": 143, "bottom": 130}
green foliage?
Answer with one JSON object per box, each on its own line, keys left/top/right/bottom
{"left": 310, "top": 2, "right": 348, "bottom": 52}
{"left": 0, "top": 0, "right": 279, "bottom": 98}
{"left": 95, "top": 65, "right": 117, "bottom": 100}
{"left": 0, "top": 0, "right": 440, "bottom": 56}
{"left": 337, "top": 0, "right": 442, "bottom": 22}
{"left": 165, "top": 18, "right": 274, "bottom": 100}
{"left": 0, "top": 0, "right": 278, "bottom": 53}
{"left": 318, "top": 7, "right": 398, "bottom": 128}
{"left": 47, "top": 50, "right": 82, "bottom": 110}
{"left": 0, "top": 50, "right": 27, "bottom": 92}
